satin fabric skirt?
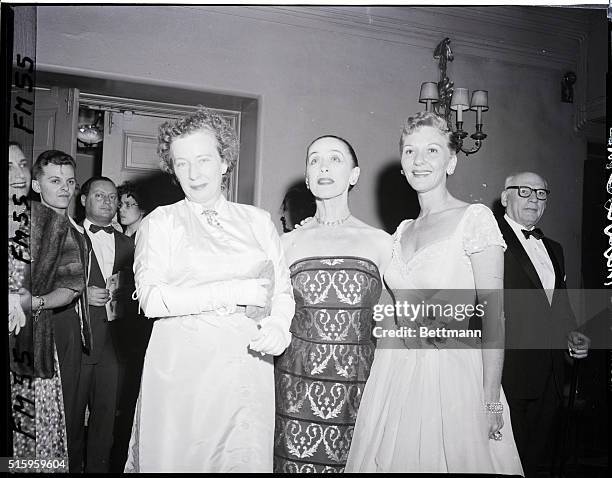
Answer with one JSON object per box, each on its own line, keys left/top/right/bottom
{"left": 346, "top": 345, "right": 524, "bottom": 475}
{"left": 124, "top": 312, "right": 274, "bottom": 472}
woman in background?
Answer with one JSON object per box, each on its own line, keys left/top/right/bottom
{"left": 9, "top": 146, "right": 89, "bottom": 471}
{"left": 124, "top": 107, "right": 295, "bottom": 472}
{"left": 117, "top": 182, "right": 146, "bottom": 238}
{"left": 111, "top": 182, "right": 152, "bottom": 471}
{"left": 9, "top": 142, "right": 32, "bottom": 340}
{"left": 274, "top": 135, "right": 392, "bottom": 472}
{"left": 345, "top": 112, "right": 523, "bottom": 474}
{"left": 279, "top": 184, "right": 315, "bottom": 233}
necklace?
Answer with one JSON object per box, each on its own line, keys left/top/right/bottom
{"left": 315, "top": 213, "right": 352, "bottom": 226}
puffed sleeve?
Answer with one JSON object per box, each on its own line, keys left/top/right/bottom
{"left": 462, "top": 204, "right": 506, "bottom": 255}
{"left": 255, "top": 211, "right": 296, "bottom": 347}
{"left": 134, "top": 210, "right": 239, "bottom": 318}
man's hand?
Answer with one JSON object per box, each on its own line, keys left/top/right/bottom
{"left": 567, "top": 330, "right": 590, "bottom": 359}
{"left": 88, "top": 285, "right": 111, "bottom": 306}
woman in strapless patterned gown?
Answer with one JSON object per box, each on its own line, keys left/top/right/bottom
{"left": 346, "top": 112, "right": 524, "bottom": 474}
{"left": 274, "top": 135, "right": 392, "bottom": 472}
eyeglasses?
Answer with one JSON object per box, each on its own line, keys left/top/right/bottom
{"left": 92, "top": 192, "right": 118, "bottom": 203}
{"left": 505, "top": 186, "right": 550, "bottom": 200}
{"left": 120, "top": 201, "right": 139, "bottom": 209}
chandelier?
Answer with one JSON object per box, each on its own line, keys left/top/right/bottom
{"left": 77, "top": 110, "right": 104, "bottom": 150}
{"left": 418, "top": 38, "right": 488, "bottom": 156}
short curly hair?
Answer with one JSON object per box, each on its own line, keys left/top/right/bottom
{"left": 157, "top": 106, "right": 239, "bottom": 176}
{"left": 117, "top": 181, "right": 148, "bottom": 213}
{"left": 399, "top": 111, "right": 459, "bottom": 154}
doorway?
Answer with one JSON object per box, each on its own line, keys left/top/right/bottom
{"left": 35, "top": 71, "right": 259, "bottom": 218}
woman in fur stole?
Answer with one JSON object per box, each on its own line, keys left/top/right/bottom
{"left": 9, "top": 147, "right": 89, "bottom": 471}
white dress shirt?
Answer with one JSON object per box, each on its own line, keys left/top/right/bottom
{"left": 504, "top": 214, "right": 555, "bottom": 304}
{"left": 84, "top": 218, "right": 115, "bottom": 281}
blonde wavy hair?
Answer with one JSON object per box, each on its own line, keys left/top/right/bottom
{"left": 399, "top": 111, "right": 459, "bottom": 154}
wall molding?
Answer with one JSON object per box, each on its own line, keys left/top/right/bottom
{"left": 79, "top": 92, "right": 241, "bottom": 120}
{"left": 199, "top": 5, "right": 599, "bottom": 141}
{"left": 201, "top": 5, "right": 590, "bottom": 71}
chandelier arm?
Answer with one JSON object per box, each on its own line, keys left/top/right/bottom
{"left": 421, "top": 38, "right": 489, "bottom": 158}
{"left": 458, "top": 140, "right": 483, "bottom": 157}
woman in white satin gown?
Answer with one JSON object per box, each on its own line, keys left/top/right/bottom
{"left": 345, "top": 112, "right": 524, "bottom": 475}
{"left": 124, "top": 108, "right": 295, "bottom": 472}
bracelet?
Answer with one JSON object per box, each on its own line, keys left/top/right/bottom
{"left": 32, "top": 295, "right": 45, "bottom": 322}
{"left": 485, "top": 401, "right": 503, "bottom": 414}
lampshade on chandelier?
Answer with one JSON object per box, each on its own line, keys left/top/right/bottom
{"left": 419, "top": 38, "right": 488, "bottom": 156}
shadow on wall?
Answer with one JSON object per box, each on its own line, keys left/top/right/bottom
{"left": 375, "top": 158, "right": 419, "bottom": 234}
{"left": 279, "top": 179, "right": 316, "bottom": 233}
{"left": 491, "top": 198, "right": 505, "bottom": 218}
{"left": 73, "top": 171, "right": 184, "bottom": 223}
{"left": 120, "top": 172, "right": 184, "bottom": 216}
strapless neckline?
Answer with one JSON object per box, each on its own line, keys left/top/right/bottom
{"left": 289, "top": 255, "right": 380, "bottom": 272}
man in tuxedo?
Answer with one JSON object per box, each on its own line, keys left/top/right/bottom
{"left": 74, "top": 176, "right": 135, "bottom": 472}
{"left": 498, "top": 171, "right": 589, "bottom": 477}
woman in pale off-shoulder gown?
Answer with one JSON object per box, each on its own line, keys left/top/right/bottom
{"left": 345, "top": 112, "right": 524, "bottom": 475}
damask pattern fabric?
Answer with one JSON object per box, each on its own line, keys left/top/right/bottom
{"left": 274, "top": 257, "right": 382, "bottom": 473}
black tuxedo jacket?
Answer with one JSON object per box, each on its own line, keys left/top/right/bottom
{"left": 82, "top": 226, "right": 136, "bottom": 364}
{"left": 497, "top": 216, "right": 576, "bottom": 399}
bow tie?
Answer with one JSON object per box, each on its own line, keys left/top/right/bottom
{"left": 522, "top": 228, "right": 544, "bottom": 240}
{"left": 89, "top": 224, "right": 115, "bottom": 234}
{"left": 202, "top": 209, "right": 223, "bottom": 229}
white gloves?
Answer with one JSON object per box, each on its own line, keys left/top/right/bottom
{"left": 9, "top": 293, "right": 26, "bottom": 335}
{"left": 202, "top": 279, "right": 290, "bottom": 356}
{"left": 249, "top": 320, "right": 290, "bottom": 356}
{"left": 202, "top": 278, "right": 270, "bottom": 311}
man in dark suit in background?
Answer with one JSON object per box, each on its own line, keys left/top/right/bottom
{"left": 498, "top": 171, "right": 590, "bottom": 477}
{"left": 74, "top": 176, "right": 135, "bottom": 472}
